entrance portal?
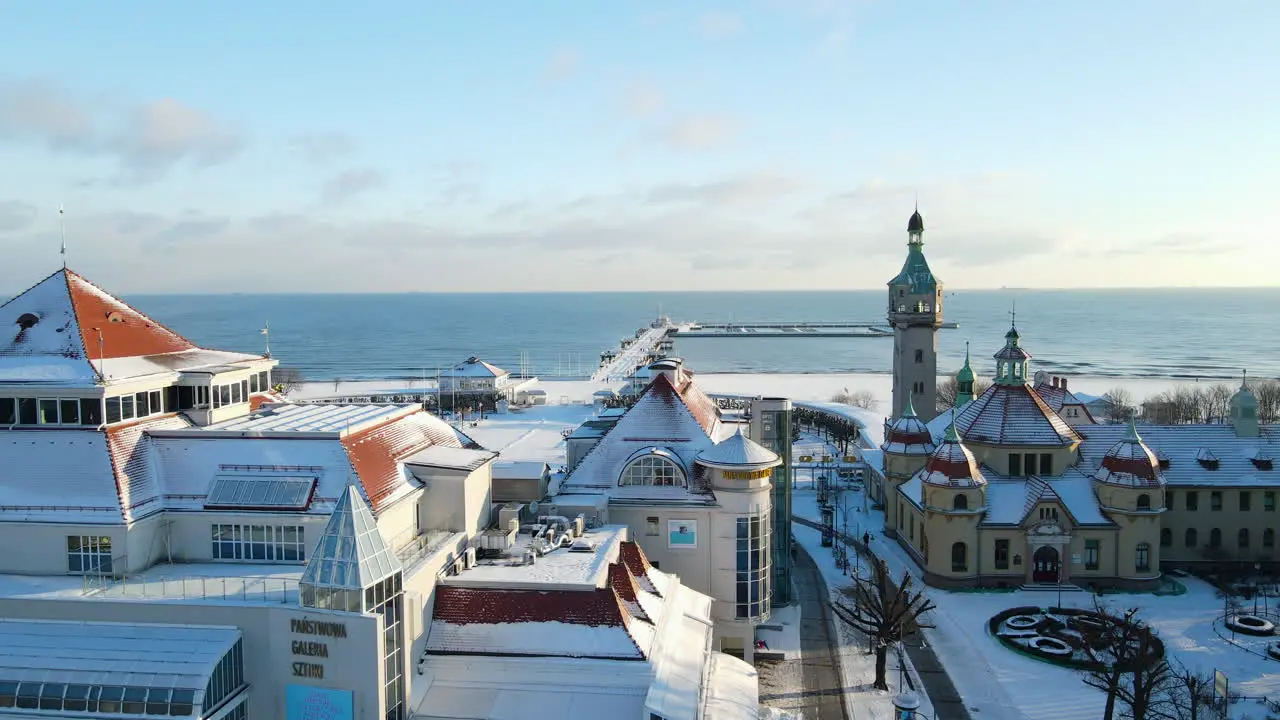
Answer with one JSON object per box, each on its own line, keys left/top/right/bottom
{"left": 1032, "top": 546, "right": 1060, "bottom": 584}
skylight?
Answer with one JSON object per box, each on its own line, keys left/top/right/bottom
{"left": 204, "top": 475, "right": 316, "bottom": 510}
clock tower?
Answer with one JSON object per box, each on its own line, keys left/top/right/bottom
{"left": 888, "top": 207, "right": 944, "bottom": 422}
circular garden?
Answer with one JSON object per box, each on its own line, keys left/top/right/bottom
{"left": 988, "top": 606, "right": 1165, "bottom": 670}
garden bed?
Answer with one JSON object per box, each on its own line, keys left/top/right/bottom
{"left": 1225, "top": 614, "right": 1277, "bottom": 637}
{"left": 988, "top": 606, "right": 1165, "bottom": 671}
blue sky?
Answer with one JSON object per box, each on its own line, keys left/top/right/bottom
{"left": 1, "top": 0, "right": 1277, "bottom": 292}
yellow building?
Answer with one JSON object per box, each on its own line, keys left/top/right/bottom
{"left": 880, "top": 322, "right": 1277, "bottom": 590}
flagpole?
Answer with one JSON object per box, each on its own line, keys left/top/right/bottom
{"left": 59, "top": 204, "right": 67, "bottom": 268}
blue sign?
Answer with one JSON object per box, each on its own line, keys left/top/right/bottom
{"left": 286, "top": 685, "right": 353, "bottom": 720}
{"left": 668, "top": 520, "right": 697, "bottom": 548}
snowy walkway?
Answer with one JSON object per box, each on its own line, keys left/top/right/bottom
{"left": 592, "top": 325, "right": 670, "bottom": 382}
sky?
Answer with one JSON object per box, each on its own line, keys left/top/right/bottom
{"left": 1, "top": 0, "right": 1278, "bottom": 294}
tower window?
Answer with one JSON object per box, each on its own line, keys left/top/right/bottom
{"left": 914, "top": 349, "right": 923, "bottom": 363}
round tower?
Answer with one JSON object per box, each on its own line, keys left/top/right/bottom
{"left": 880, "top": 396, "right": 935, "bottom": 538}
{"left": 697, "top": 429, "right": 782, "bottom": 660}
{"left": 916, "top": 423, "right": 986, "bottom": 583}
{"left": 888, "top": 206, "right": 944, "bottom": 422}
{"left": 1091, "top": 415, "right": 1165, "bottom": 584}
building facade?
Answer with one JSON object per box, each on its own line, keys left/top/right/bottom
{"left": 552, "top": 359, "right": 786, "bottom": 661}
{"left": 0, "top": 269, "right": 754, "bottom": 719}
{"left": 882, "top": 316, "right": 1278, "bottom": 589}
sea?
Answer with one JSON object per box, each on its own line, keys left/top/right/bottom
{"left": 120, "top": 288, "right": 1280, "bottom": 383}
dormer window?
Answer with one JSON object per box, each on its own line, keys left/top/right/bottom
{"left": 1196, "top": 448, "right": 1219, "bottom": 470}
{"left": 1250, "top": 450, "right": 1273, "bottom": 471}
{"left": 1155, "top": 449, "right": 1170, "bottom": 470}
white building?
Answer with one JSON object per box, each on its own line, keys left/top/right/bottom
{"left": 551, "top": 358, "right": 783, "bottom": 661}
{"left": 0, "top": 268, "right": 752, "bottom": 719}
{"left": 437, "top": 357, "right": 517, "bottom": 402}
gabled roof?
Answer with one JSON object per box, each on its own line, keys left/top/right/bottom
{"left": 562, "top": 372, "right": 721, "bottom": 500}
{"left": 1032, "top": 379, "right": 1093, "bottom": 417}
{"left": 1, "top": 268, "right": 263, "bottom": 386}
{"left": 341, "top": 408, "right": 465, "bottom": 510}
{"left": 300, "top": 485, "right": 403, "bottom": 592}
{"left": 441, "top": 356, "right": 508, "bottom": 378}
{"left": 978, "top": 471, "right": 1110, "bottom": 526}
{"left": 939, "top": 382, "right": 1081, "bottom": 446}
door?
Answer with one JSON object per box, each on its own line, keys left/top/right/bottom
{"left": 1032, "top": 546, "right": 1060, "bottom": 583}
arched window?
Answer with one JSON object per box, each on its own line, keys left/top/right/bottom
{"left": 1238, "top": 528, "right": 1250, "bottom": 549}
{"left": 618, "top": 450, "right": 686, "bottom": 487}
{"left": 1136, "top": 494, "right": 1151, "bottom": 511}
{"left": 1185, "top": 528, "right": 1197, "bottom": 548}
{"left": 952, "top": 494, "right": 968, "bottom": 511}
{"left": 1265, "top": 528, "right": 1275, "bottom": 548}
{"left": 1160, "top": 528, "right": 1171, "bottom": 547}
{"left": 1209, "top": 528, "right": 1222, "bottom": 548}
{"left": 951, "top": 542, "right": 967, "bottom": 572}
{"left": 1135, "top": 542, "right": 1150, "bottom": 572}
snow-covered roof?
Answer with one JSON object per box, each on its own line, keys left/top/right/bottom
{"left": 1079, "top": 423, "right": 1280, "bottom": 487}
{"left": 444, "top": 525, "right": 624, "bottom": 591}
{"left": 796, "top": 400, "right": 886, "bottom": 447}
{"left": 0, "top": 618, "right": 239, "bottom": 701}
{"left": 202, "top": 403, "right": 411, "bottom": 434}
{"left": 441, "top": 356, "right": 509, "bottom": 378}
{"left": 978, "top": 470, "right": 1111, "bottom": 526}
{"left": 404, "top": 445, "right": 497, "bottom": 472}
{"left": 492, "top": 460, "right": 551, "bottom": 480}
{"left": 562, "top": 372, "right": 721, "bottom": 503}
{"left": 698, "top": 654, "right": 761, "bottom": 720}
{"left": 1033, "top": 377, "right": 1094, "bottom": 416}
{"left": 881, "top": 397, "right": 934, "bottom": 455}
{"left": 898, "top": 475, "right": 924, "bottom": 509}
{"left": 695, "top": 429, "right": 780, "bottom": 469}
{"left": 1092, "top": 418, "right": 1166, "bottom": 488}
{"left": 0, "top": 268, "right": 267, "bottom": 387}
{"left": 933, "top": 382, "right": 1081, "bottom": 447}
{"left": 916, "top": 424, "right": 986, "bottom": 488}
{"left": 301, "top": 485, "right": 402, "bottom": 592}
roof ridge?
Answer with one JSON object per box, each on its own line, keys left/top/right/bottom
{"left": 64, "top": 269, "right": 198, "bottom": 360}
{"left": 0, "top": 268, "right": 64, "bottom": 312}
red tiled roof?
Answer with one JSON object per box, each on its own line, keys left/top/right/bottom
{"left": 105, "top": 413, "right": 191, "bottom": 521}
{"left": 919, "top": 435, "right": 986, "bottom": 488}
{"left": 620, "top": 541, "right": 661, "bottom": 596}
{"left": 340, "top": 409, "right": 462, "bottom": 511}
{"left": 65, "top": 270, "right": 196, "bottom": 360}
{"left": 248, "top": 391, "right": 285, "bottom": 411}
{"left": 432, "top": 586, "right": 629, "bottom": 627}
{"left": 674, "top": 373, "right": 722, "bottom": 436}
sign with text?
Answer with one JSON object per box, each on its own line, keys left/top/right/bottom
{"left": 289, "top": 618, "right": 348, "bottom": 682}
{"left": 285, "top": 685, "right": 353, "bottom": 720}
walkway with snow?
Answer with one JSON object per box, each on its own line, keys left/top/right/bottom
{"left": 591, "top": 325, "right": 670, "bottom": 382}
{"left": 759, "top": 548, "right": 849, "bottom": 720}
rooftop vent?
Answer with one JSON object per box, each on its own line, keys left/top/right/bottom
{"left": 1250, "top": 449, "right": 1273, "bottom": 471}
{"left": 1155, "top": 449, "right": 1171, "bottom": 470}
{"left": 568, "top": 539, "right": 597, "bottom": 553}
{"left": 106, "top": 311, "right": 125, "bottom": 324}
{"left": 15, "top": 313, "right": 38, "bottom": 330}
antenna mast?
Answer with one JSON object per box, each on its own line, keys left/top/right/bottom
{"left": 59, "top": 204, "right": 67, "bottom": 269}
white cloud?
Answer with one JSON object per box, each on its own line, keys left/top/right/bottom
{"left": 660, "top": 115, "right": 740, "bottom": 151}
{"left": 319, "top": 169, "right": 387, "bottom": 205}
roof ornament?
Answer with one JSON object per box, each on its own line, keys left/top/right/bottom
{"left": 1009, "top": 300, "right": 1017, "bottom": 330}
{"left": 901, "top": 394, "right": 918, "bottom": 419}
{"left": 1242, "top": 368, "right": 1249, "bottom": 390}
{"left": 945, "top": 413, "right": 961, "bottom": 443}
{"left": 1125, "top": 410, "right": 1142, "bottom": 443}
{"left": 59, "top": 204, "right": 67, "bottom": 269}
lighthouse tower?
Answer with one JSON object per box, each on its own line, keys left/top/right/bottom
{"left": 888, "top": 207, "right": 944, "bottom": 422}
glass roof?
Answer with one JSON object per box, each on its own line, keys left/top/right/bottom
{"left": 300, "top": 485, "right": 402, "bottom": 592}
{"left": 204, "top": 475, "right": 315, "bottom": 510}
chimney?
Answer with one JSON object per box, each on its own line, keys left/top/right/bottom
{"left": 1051, "top": 377, "right": 1059, "bottom": 388}
{"left": 649, "top": 358, "right": 683, "bottom": 386}
{"left": 1061, "top": 378, "right": 1068, "bottom": 391}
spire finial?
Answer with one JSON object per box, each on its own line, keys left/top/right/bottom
{"left": 1125, "top": 410, "right": 1142, "bottom": 442}
{"left": 1242, "top": 368, "right": 1249, "bottom": 390}
{"left": 1009, "top": 300, "right": 1017, "bottom": 329}
{"left": 902, "top": 394, "right": 917, "bottom": 418}
{"left": 964, "top": 340, "right": 971, "bottom": 366}
{"left": 944, "top": 413, "right": 960, "bottom": 442}
{"left": 59, "top": 204, "right": 67, "bottom": 269}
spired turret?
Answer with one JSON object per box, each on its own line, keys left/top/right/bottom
{"left": 955, "top": 341, "right": 976, "bottom": 408}
{"left": 888, "top": 206, "right": 944, "bottom": 422}
{"left": 993, "top": 324, "right": 1032, "bottom": 386}
{"left": 880, "top": 396, "right": 934, "bottom": 538}
{"left": 1230, "top": 371, "right": 1259, "bottom": 438}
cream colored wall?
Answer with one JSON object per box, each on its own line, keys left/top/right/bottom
{"left": 403, "top": 534, "right": 469, "bottom": 671}
{"left": 462, "top": 464, "right": 493, "bottom": 537}
{"left": 974, "top": 528, "right": 1022, "bottom": 577}
{"left": 965, "top": 442, "right": 1078, "bottom": 476}
{"left": 609, "top": 505, "right": 714, "bottom": 597}
{"left": 1161, "top": 486, "right": 1279, "bottom": 563}
{"left": 881, "top": 451, "right": 927, "bottom": 536}
{"left": 917, "top": 506, "right": 981, "bottom": 578}
{"left": 376, "top": 490, "right": 424, "bottom": 552}
{"left": 416, "top": 468, "right": 469, "bottom": 533}
{"left": 0, "top": 522, "right": 127, "bottom": 574}
{"left": 165, "top": 512, "right": 329, "bottom": 564}
{"left": 0, "top": 597, "right": 382, "bottom": 720}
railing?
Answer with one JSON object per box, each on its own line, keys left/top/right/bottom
{"left": 82, "top": 573, "right": 298, "bottom": 604}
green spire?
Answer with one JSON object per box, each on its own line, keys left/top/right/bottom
{"left": 901, "top": 394, "right": 918, "bottom": 419}
{"left": 944, "top": 415, "right": 960, "bottom": 443}
{"left": 955, "top": 341, "right": 976, "bottom": 409}
{"left": 1124, "top": 412, "right": 1142, "bottom": 443}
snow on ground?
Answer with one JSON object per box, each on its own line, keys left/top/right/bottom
{"left": 794, "top": 488, "right": 1280, "bottom": 720}
{"left": 287, "top": 371, "right": 1188, "bottom": 413}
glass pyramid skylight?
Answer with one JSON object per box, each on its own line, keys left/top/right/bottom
{"left": 300, "top": 485, "right": 403, "bottom": 599}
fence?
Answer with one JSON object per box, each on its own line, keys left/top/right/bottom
{"left": 82, "top": 573, "right": 298, "bottom": 604}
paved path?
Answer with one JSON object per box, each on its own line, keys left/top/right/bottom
{"left": 758, "top": 547, "right": 849, "bottom": 720}
{"left": 794, "top": 515, "right": 975, "bottom": 720}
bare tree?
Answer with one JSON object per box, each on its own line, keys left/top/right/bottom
{"left": 1254, "top": 378, "right": 1280, "bottom": 424}
{"left": 936, "top": 375, "right": 991, "bottom": 413}
{"left": 830, "top": 388, "right": 879, "bottom": 411}
{"left": 1079, "top": 601, "right": 1170, "bottom": 720}
{"left": 1203, "top": 383, "right": 1233, "bottom": 423}
{"left": 831, "top": 560, "right": 935, "bottom": 691}
{"left": 271, "top": 367, "right": 305, "bottom": 395}
{"left": 1153, "top": 659, "right": 1215, "bottom": 720}
{"left": 1103, "top": 387, "right": 1136, "bottom": 423}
